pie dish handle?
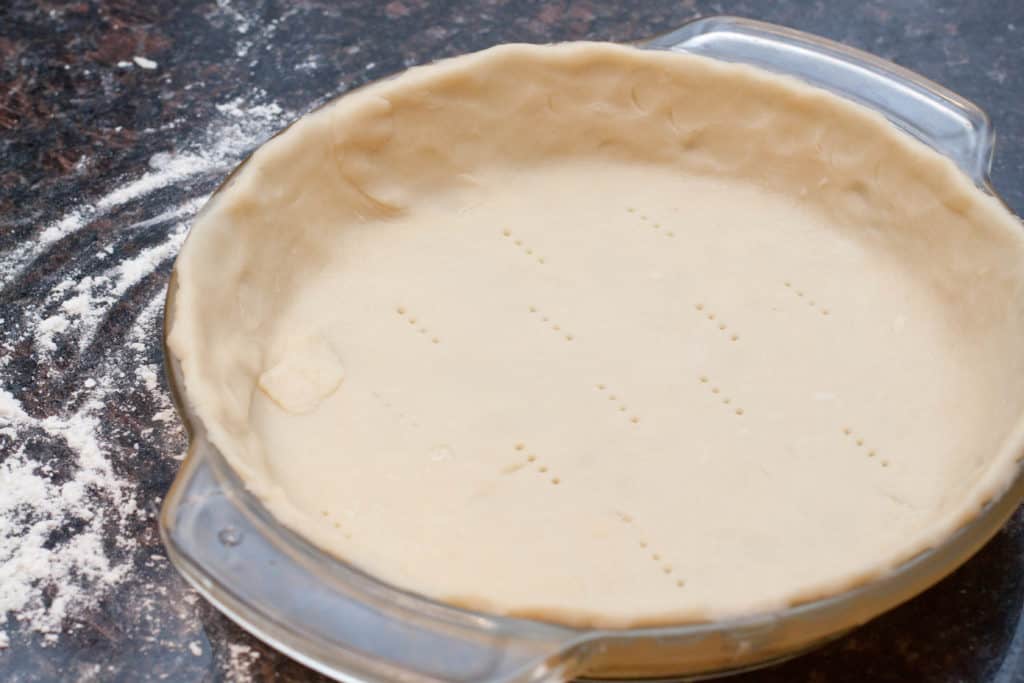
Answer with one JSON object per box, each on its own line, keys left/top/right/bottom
{"left": 644, "top": 16, "right": 996, "bottom": 186}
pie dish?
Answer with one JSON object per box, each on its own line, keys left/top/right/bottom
{"left": 161, "top": 17, "right": 1024, "bottom": 681}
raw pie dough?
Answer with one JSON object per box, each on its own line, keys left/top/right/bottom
{"left": 167, "top": 43, "right": 1024, "bottom": 628}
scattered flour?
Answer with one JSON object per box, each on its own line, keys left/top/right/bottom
{"left": 227, "top": 643, "right": 260, "bottom": 682}
{"left": 0, "top": 389, "right": 28, "bottom": 422}
{"left": 296, "top": 55, "right": 320, "bottom": 72}
{"left": 37, "top": 209, "right": 86, "bottom": 245}
{"left": 111, "top": 228, "right": 189, "bottom": 297}
{"left": 133, "top": 56, "right": 158, "bottom": 70}
{"left": 0, "top": 396, "right": 133, "bottom": 646}
{"left": 0, "top": 92, "right": 292, "bottom": 650}
{"left": 135, "top": 365, "right": 161, "bottom": 395}
{"left": 34, "top": 315, "right": 70, "bottom": 353}
{"left": 216, "top": 0, "right": 253, "bottom": 35}
{"left": 97, "top": 156, "right": 207, "bottom": 211}
{"left": 1, "top": 94, "right": 286, "bottom": 282}
{"left": 130, "top": 196, "right": 208, "bottom": 231}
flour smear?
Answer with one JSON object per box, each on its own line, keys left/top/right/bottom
{"left": 0, "top": 92, "right": 292, "bottom": 651}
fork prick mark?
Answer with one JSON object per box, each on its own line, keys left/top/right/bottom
{"left": 698, "top": 375, "right": 745, "bottom": 416}
{"left": 784, "top": 281, "right": 830, "bottom": 316}
{"left": 502, "top": 229, "right": 546, "bottom": 265}
{"left": 395, "top": 306, "right": 440, "bottom": 344}
{"left": 614, "top": 511, "right": 685, "bottom": 588}
{"left": 595, "top": 383, "right": 641, "bottom": 425}
{"left": 694, "top": 303, "right": 739, "bottom": 341}
{"left": 504, "top": 442, "right": 562, "bottom": 484}
{"left": 528, "top": 306, "right": 575, "bottom": 342}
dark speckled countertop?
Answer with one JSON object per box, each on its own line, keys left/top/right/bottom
{"left": 1, "top": 1, "right": 1023, "bottom": 681}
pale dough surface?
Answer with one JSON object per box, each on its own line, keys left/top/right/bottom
{"left": 168, "top": 43, "right": 1024, "bottom": 628}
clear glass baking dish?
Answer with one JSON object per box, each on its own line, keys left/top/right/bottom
{"left": 160, "top": 16, "right": 1024, "bottom": 682}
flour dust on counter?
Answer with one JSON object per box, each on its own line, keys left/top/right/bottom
{"left": 0, "top": 91, "right": 292, "bottom": 655}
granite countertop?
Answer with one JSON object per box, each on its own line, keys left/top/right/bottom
{"left": 1, "top": 1, "right": 1023, "bottom": 681}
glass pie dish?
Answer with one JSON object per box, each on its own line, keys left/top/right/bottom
{"left": 160, "top": 16, "right": 1024, "bottom": 682}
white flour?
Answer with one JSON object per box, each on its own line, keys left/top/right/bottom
{"left": 0, "top": 92, "right": 292, "bottom": 650}
{"left": 132, "top": 56, "right": 159, "bottom": 70}
{"left": 226, "top": 643, "right": 261, "bottom": 682}
{"left": 0, "top": 394, "right": 134, "bottom": 644}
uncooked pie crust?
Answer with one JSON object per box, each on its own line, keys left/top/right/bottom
{"left": 167, "top": 43, "right": 1024, "bottom": 628}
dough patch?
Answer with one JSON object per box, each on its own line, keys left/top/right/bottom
{"left": 257, "top": 335, "right": 345, "bottom": 414}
